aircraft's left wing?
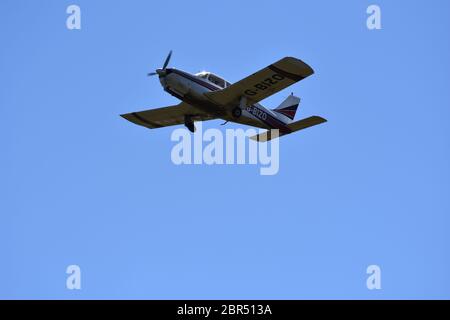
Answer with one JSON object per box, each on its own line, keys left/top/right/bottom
{"left": 121, "top": 102, "right": 216, "bottom": 129}
{"left": 204, "top": 57, "right": 314, "bottom": 108}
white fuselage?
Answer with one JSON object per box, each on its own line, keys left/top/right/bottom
{"left": 159, "top": 68, "right": 292, "bottom": 132}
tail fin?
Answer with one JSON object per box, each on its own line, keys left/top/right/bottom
{"left": 273, "top": 94, "right": 300, "bottom": 122}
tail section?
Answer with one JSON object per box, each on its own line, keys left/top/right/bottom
{"left": 273, "top": 94, "right": 301, "bottom": 122}
{"left": 249, "top": 116, "right": 327, "bottom": 142}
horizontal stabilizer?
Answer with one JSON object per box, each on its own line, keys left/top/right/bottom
{"left": 250, "top": 116, "right": 327, "bottom": 142}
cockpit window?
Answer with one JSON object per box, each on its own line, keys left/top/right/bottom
{"left": 196, "top": 72, "right": 229, "bottom": 88}
{"left": 208, "top": 74, "right": 226, "bottom": 88}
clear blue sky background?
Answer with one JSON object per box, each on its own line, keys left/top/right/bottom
{"left": 1, "top": 0, "right": 449, "bottom": 299}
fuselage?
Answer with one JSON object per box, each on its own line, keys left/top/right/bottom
{"left": 159, "top": 68, "right": 292, "bottom": 132}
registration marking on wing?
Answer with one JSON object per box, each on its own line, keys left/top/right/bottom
{"left": 243, "top": 73, "right": 286, "bottom": 97}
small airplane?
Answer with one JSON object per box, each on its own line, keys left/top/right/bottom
{"left": 121, "top": 51, "right": 326, "bottom": 141}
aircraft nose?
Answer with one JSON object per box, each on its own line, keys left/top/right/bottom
{"left": 156, "top": 68, "right": 173, "bottom": 77}
{"left": 156, "top": 68, "right": 165, "bottom": 76}
{"left": 158, "top": 73, "right": 168, "bottom": 88}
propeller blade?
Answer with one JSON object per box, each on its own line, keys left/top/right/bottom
{"left": 162, "top": 50, "right": 172, "bottom": 70}
{"left": 147, "top": 51, "right": 173, "bottom": 78}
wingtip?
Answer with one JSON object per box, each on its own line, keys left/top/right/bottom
{"left": 315, "top": 116, "right": 327, "bottom": 123}
{"left": 280, "top": 56, "right": 315, "bottom": 78}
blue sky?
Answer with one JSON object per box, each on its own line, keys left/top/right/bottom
{"left": 1, "top": 0, "right": 450, "bottom": 299}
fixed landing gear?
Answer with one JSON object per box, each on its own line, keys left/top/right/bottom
{"left": 184, "top": 115, "right": 196, "bottom": 133}
{"left": 232, "top": 107, "right": 242, "bottom": 118}
{"left": 232, "top": 96, "right": 246, "bottom": 119}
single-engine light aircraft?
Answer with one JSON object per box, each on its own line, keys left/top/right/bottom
{"left": 121, "top": 51, "right": 326, "bottom": 141}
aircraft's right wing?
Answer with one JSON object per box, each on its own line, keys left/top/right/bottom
{"left": 121, "top": 102, "right": 216, "bottom": 129}
{"left": 204, "top": 57, "right": 314, "bottom": 108}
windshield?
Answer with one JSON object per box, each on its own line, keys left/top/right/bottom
{"left": 196, "top": 72, "right": 228, "bottom": 88}
{"left": 208, "top": 74, "right": 226, "bottom": 88}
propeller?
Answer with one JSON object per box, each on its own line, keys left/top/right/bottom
{"left": 148, "top": 50, "right": 173, "bottom": 77}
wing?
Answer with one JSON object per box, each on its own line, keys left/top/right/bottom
{"left": 121, "top": 102, "right": 216, "bottom": 129}
{"left": 204, "top": 57, "right": 314, "bottom": 107}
